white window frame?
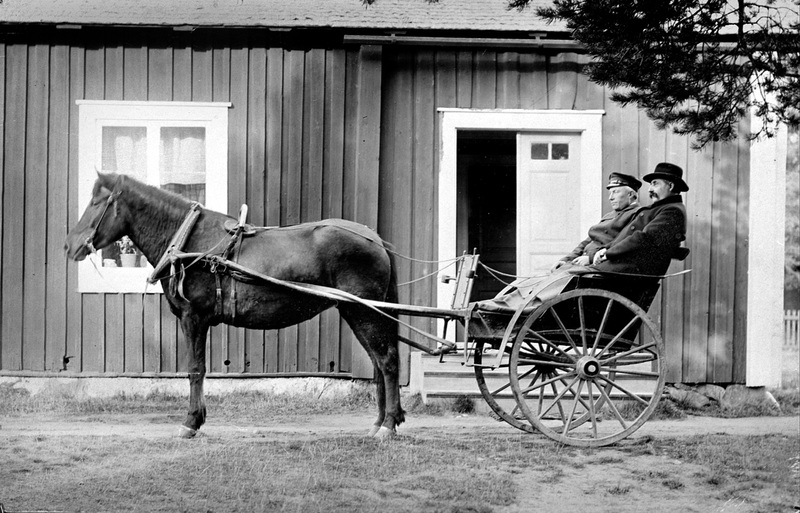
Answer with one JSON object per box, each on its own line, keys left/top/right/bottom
{"left": 436, "top": 109, "right": 604, "bottom": 322}
{"left": 76, "top": 100, "right": 230, "bottom": 294}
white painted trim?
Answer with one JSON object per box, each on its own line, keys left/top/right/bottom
{"left": 76, "top": 101, "right": 230, "bottom": 294}
{"left": 436, "top": 109, "right": 605, "bottom": 325}
{"left": 746, "top": 119, "right": 787, "bottom": 387}
{"left": 76, "top": 100, "right": 232, "bottom": 109}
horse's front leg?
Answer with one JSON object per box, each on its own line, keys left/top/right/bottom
{"left": 178, "top": 314, "right": 209, "bottom": 439}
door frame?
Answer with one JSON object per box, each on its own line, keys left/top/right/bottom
{"left": 437, "top": 109, "right": 605, "bottom": 313}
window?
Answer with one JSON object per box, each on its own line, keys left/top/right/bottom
{"left": 77, "top": 101, "right": 230, "bottom": 293}
{"left": 530, "top": 141, "right": 570, "bottom": 160}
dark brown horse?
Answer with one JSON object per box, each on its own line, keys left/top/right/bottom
{"left": 65, "top": 172, "right": 403, "bottom": 439}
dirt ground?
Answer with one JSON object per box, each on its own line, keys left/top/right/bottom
{"left": 2, "top": 410, "right": 798, "bottom": 440}
{"left": 2, "top": 411, "right": 798, "bottom": 513}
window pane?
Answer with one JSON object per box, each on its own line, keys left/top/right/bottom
{"left": 102, "top": 126, "right": 147, "bottom": 181}
{"left": 530, "top": 143, "right": 549, "bottom": 160}
{"left": 552, "top": 143, "right": 569, "bottom": 160}
{"left": 160, "top": 127, "right": 207, "bottom": 204}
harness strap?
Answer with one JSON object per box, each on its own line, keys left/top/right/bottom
{"left": 148, "top": 202, "right": 203, "bottom": 285}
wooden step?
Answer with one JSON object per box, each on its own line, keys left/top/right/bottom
{"left": 409, "top": 352, "right": 660, "bottom": 405}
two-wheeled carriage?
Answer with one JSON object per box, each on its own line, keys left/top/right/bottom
{"left": 66, "top": 173, "right": 684, "bottom": 445}
{"left": 172, "top": 239, "right": 677, "bottom": 448}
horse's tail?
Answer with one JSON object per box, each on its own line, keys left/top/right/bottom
{"left": 381, "top": 239, "right": 399, "bottom": 305}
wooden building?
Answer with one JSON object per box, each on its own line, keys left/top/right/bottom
{"left": 0, "top": 0, "right": 786, "bottom": 386}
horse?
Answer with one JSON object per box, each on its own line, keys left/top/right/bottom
{"left": 65, "top": 172, "right": 404, "bottom": 439}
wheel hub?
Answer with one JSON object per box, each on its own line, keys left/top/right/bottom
{"left": 576, "top": 356, "right": 601, "bottom": 379}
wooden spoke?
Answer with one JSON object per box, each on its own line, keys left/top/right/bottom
{"left": 548, "top": 307, "right": 582, "bottom": 354}
{"left": 538, "top": 374, "right": 580, "bottom": 421}
{"left": 590, "top": 298, "right": 615, "bottom": 355}
{"left": 595, "top": 314, "right": 641, "bottom": 360}
{"left": 596, "top": 381, "right": 629, "bottom": 429}
{"left": 553, "top": 372, "right": 595, "bottom": 413}
{"left": 600, "top": 341, "right": 657, "bottom": 366}
{"left": 596, "top": 374, "right": 650, "bottom": 406}
{"left": 578, "top": 295, "right": 588, "bottom": 352}
{"left": 523, "top": 329, "right": 575, "bottom": 361}
{"left": 490, "top": 365, "right": 537, "bottom": 396}
{"left": 563, "top": 379, "right": 585, "bottom": 436}
{"left": 516, "top": 358, "right": 575, "bottom": 369}
{"left": 586, "top": 380, "right": 598, "bottom": 438}
{"left": 549, "top": 377, "right": 568, "bottom": 422}
{"left": 603, "top": 368, "right": 661, "bottom": 378}
{"left": 519, "top": 370, "right": 576, "bottom": 396}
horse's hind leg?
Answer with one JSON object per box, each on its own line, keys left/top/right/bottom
{"left": 368, "top": 364, "right": 387, "bottom": 437}
{"left": 340, "top": 305, "right": 404, "bottom": 439}
{"left": 178, "top": 313, "right": 209, "bottom": 438}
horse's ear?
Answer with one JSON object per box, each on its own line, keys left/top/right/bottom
{"left": 95, "top": 169, "right": 118, "bottom": 192}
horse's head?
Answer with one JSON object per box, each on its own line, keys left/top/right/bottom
{"left": 65, "top": 171, "right": 128, "bottom": 261}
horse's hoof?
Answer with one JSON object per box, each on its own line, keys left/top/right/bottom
{"left": 177, "top": 425, "right": 198, "bottom": 439}
{"left": 367, "top": 425, "right": 381, "bottom": 437}
{"left": 373, "top": 426, "right": 396, "bottom": 441}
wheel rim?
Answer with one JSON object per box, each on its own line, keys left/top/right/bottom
{"left": 508, "top": 288, "right": 666, "bottom": 447}
{"left": 474, "top": 339, "right": 535, "bottom": 433}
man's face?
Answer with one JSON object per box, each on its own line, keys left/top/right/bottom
{"left": 648, "top": 179, "right": 674, "bottom": 202}
{"left": 608, "top": 186, "right": 633, "bottom": 211}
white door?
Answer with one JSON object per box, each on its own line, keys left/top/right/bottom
{"left": 516, "top": 132, "right": 583, "bottom": 275}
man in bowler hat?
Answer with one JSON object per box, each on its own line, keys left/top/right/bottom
{"left": 592, "top": 162, "right": 688, "bottom": 276}
{"left": 552, "top": 172, "right": 642, "bottom": 271}
{"left": 484, "top": 163, "right": 688, "bottom": 312}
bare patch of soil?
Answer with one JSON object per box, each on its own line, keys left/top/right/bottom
{"left": 1, "top": 411, "right": 797, "bottom": 513}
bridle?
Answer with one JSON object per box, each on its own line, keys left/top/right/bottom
{"left": 83, "top": 189, "right": 122, "bottom": 254}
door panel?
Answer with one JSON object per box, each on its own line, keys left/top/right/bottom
{"left": 516, "top": 133, "right": 582, "bottom": 275}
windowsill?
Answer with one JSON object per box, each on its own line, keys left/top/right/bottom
{"left": 78, "top": 253, "right": 163, "bottom": 294}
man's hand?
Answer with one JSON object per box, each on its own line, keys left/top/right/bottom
{"left": 571, "top": 255, "right": 590, "bottom": 266}
{"left": 593, "top": 249, "right": 608, "bottom": 265}
{"left": 550, "top": 260, "right": 566, "bottom": 273}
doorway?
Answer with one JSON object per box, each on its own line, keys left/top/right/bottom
{"left": 456, "top": 131, "right": 516, "bottom": 301}
{"left": 437, "top": 109, "right": 604, "bottom": 314}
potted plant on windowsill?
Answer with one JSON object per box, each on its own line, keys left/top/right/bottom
{"left": 117, "top": 236, "right": 138, "bottom": 267}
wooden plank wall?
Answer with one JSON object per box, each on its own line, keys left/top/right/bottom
{"left": 0, "top": 34, "right": 750, "bottom": 384}
{"left": 0, "top": 30, "right": 378, "bottom": 379}
{"left": 379, "top": 48, "right": 749, "bottom": 384}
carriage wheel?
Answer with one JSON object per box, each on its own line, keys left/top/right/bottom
{"left": 508, "top": 288, "right": 665, "bottom": 447}
{"left": 473, "top": 339, "right": 535, "bottom": 433}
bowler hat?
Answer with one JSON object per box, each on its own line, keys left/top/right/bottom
{"left": 606, "top": 172, "right": 642, "bottom": 191}
{"left": 642, "top": 162, "right": 689, "bottom": 192}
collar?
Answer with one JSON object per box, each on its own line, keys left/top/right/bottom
{"left": 147, "top": 202, "right": 203, "bottom": 284}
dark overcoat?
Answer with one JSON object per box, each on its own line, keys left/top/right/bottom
{"left": 560, "top": 203, "right": 640, "bottom": 263}
{"left": 593, "top": 194, "right": 687, "bottom": 276}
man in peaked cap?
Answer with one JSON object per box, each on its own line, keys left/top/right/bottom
{"left": 551, "top": 172, "right": 642, "bottom": 271}
{"left": 483, "top": 165, "right": 687, "bottom": 313}
{"left": 592, "top": 162, "right": 688, "bottom": 276}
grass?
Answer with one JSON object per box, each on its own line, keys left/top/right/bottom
{"left": 657, "top": 434, "right": 799, "bottom": 512}
{"left": 0, "top": 380, "right": 378, "bottom": 419}
{"left": 2, "top": 386, "right": 798, "bottom": 513}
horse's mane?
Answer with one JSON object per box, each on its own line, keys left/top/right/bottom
{"left": 98, "top": 173, "right": 194, "bottom": 219}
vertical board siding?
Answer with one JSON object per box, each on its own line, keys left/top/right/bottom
{"left": 0, "top": 42, "right": 5, "bottom": 371}
{"left": 2, "top": 43, "right": 28, "bottom": 371}
{"left": 45, "top": 44, "right": 70, "bottom": 372}
{"left": 0, "top": 36, "right": 750, "bottom": 385}
{"left": 66, "top": 45, "right": 84, "bottom": 373}
{"left": 22, "top": 44, "right": 49, "bottom": 371}
{"left": 379, "top": 48, "right": 750, "bottom": 385}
